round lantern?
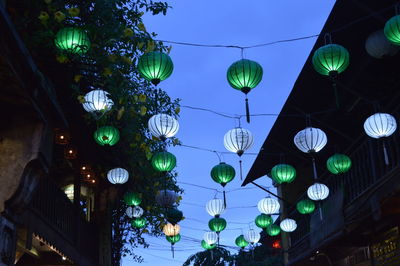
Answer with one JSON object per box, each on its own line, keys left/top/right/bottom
{"left": 296, "top": 199, "right": 316, "bottom": 214}
{"left": 255, "top": 214, "right": 273, "bottom": 229}
{"left": 210, "top": 162, "right": 235, "bottom": 187}
{"left": 208, "top": 217, "right": 227, "bottom": 233}
{"left": 266, "top": 224, "right": 281, "bottom": 236}
{"left": 163, "top": 223, "right": 180, "bottom": 236}
{"left": 124, "top": 192, "right": 142, "bottom": 206}
{"left": 132, "top": 206, "right": 144, "bottom": 218}
{"left": 363, "top": 113, "right": 397, "bottom": 139}
{"left": 126, "top": 207, "right": 134, "bottom": 218}
{"left": 151, "top": 151, "right": 177, "bottom": 172}
{"left": 327, "top": 154, "right": 352, "bottom": 174}
{"left": 55, "top": 27, "right": 90, "bottom": 54}
{"left": 224, "top": 127, "right": 254, "bottom": 156}
{"left": 235, "top": 235, "right": 249, "bottom": 249}
{"left": 227, "top": 59, "right": 263, "bottom": 94}
{"left": 257, "top": 197, "right": 280, "bottom": 215}
{"left": 131, "top": 217, "right": 146, "bottom": 228}
{"left": 312, "top": 44, "right": 349, "bottom": 76}
{"left": 294, "top": 127, "right": 327, "bottom": 153}
{"left": 271, "top": 164, "right": 296, "bottom": 184}
{"left": 156, "top": 190, "right": 178, "bottom": 208}
{"left": 201, "top": 240, "right": 216, "bottom": 250}
{"left": 94, "top": 126, "right": 120, "bottom": 146}
{"left": 107, "top": 168, "right": 129, "bottom": 184}
{"left": 166, "top": 234, "right": 181, "bottom": 244}
{"left": 365, "top": 30, "right": 399, "bottom": 58}
{"left": 206, "top": 199, "right": 226, "bottom": 218}
{"left": 82, "top": 89, "right": 113, "bottom": 114}
{"left": 384, "top": 15, "right": 400, "bottom": 45}
{"left": 203, "top": 231, "right": 218, "bottom": 245}
{"left": 307, "top": 183, "right": 329, "bottom": 201}
{"left": 280, "top": 218, "right": 297, "bottom": 232}
{"left": 138, "top": 51, "right": 174, "bottom": 85}
{"left": 148, "top": 113, "right": 179, "bottom": 141}
{"left": 244, "top": 229, "right": 260, "bottom": 244}
{"left": 165, "top": 208, "right": 183, "bottom": 225}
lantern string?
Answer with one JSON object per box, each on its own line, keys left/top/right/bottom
{"left": 382, "top": 141, "right": 389, "bottom": 166}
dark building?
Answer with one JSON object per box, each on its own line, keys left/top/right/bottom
{"left": 244, "top": 1, "right": 400, "bottom": 265}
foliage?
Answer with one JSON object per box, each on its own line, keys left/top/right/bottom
{"left": 183, "top": 247, "right": 232, "bottom": 266}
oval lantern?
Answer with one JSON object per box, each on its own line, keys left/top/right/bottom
{"left": 327, "top": 154, "right": 352, "bottom": 174}
{"left": 280, "top": 218, "right": 297, "bottom": 233}
{"left": 206, "top": 199, "right": 226, "bottom": 218}
{"left": 124, "top": 192, "right": 142, "bottom": 206}
{"left": 255, "top": 214, "right": 273, "bottom": 229}
{"left": 210, "top": 162, "right": 235, "bottom": 187}
{"left": 384, "top": 15, "right": 400, "bottom": 45}
{"left": 203, "top": 231, "right": 218, "bottom": 245}
{"left": 208, "top": 217, "right": 227, "bottom": 233}
{"left": 131, "top": 217, "right": 147, "bottom": 229}
{"left": 244, "top": 229, "right": 260, "bottom": 244}
{"left": 266, "top": 224, "right": 281, "bottom": 236}
{"left": 151, "top": 151, "right": 177, "bottom": 172}
{"left": 82, "top": 89, "right": 113, "bottom": 114}
{"left": 201, "top": 240, "right": 216, "bottom": 250}
{"left": 148, "top": 113, "right": 179, "bottom": 141}
{"left": 294, "top": 127, "right": 327, "bottom": 153}
{"left": 138, "top": 51, "right": 174, "bottom": 85}
{"left": 363, "top": 113, "right": 397, "bottom": 139}
{"left": 257, "top": 197, "right": 280, "bottom": 215}
{"left": 126, "top": 207, "right": 134, "bottom": 218}
{"left": 227, "top": 59, "right": 263, "bottom": 93}
{"left": 126, "top": 206, "right": 144, "bottom": 218}
{"left": 312, "top": 44, "right": 349, "bottom": 76}
{"left": 163, "top": 223, "right": 180, "bottom": 236}
{"left": 107, "top": 168, "right": 129, "bottom": 184}
{"left": 296, "top": 199, "right": 315, "bottom": 214}
{"left": 307, "top": 183, "right": 329, "bottom": 201}
{"left": 166, "top": 234, "right": 181, "bottom": 244}
{"left": 224, "top": 127, "right": 254, "bottom": 156}
{"left": 94, "top": 126, "right": 120, "bottom": 146}
{"left": 156, "top": 190, "right": 178, "bottom": 208}
{"left": 55, "top": 27, "right": 90, "bottom": 55}
{"left": 165, "top": 208, "right": 183, "bottom": 225}
{"left": 271, "top": 164, "right": 296, "bottom": 184}
{"left": 235, "top": 235, "right": 249, "bottom": 249}
{"left": 365, "top": 30, "right": 399, "bottom": 58}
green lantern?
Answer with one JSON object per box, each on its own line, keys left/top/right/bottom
{"left": 227, "top": 59, "right": 263, "bottom": 94}
{"left": 138, "top": 51, "right": 173, "bottom": 85}
{"left": 271, "top": 164, "right": 296, "bottom": 184}
{"left": 151, "top": 151, "right": 177, "bottom": 172}
{"left": 166, "top": 234, "right": 181, "bottom": 244}
{"left": 255, "top": 214, "right": 273, "bottom": 229}
{"left": 296, "top": 199, "right": 316, "bottom": 214}
{"left": 235, "top": 235, "right": 249, "bottom": 249}
{"left": 201, "top": 240, "right": 216, "bottom": 250}
{"left": 312, "top": 44, "right": 349, "bottom": 76}
{"left": 124, "top": 192, "right": 142, "bottom": 206}
{"left": 208, "top": 217, "right": 227, "bottom": 233}
{"left": 131, "top": 217, "right": 146, "bottom": 228}
{"left": 384, "top": 15, "right": 400, "bottom": 45}
{"left": 166, "top": 208, "right": 183, "bottom": 225}
{"left": 210, "top": 162, "right": 235, "bottom": 187}
{"left": 327, "top": 153, "right": 352, "bottom": 174}
{"left": 93, "top": 126, "right": 120, "bottom": 146}
{"left": 266, "top": 224, "right": 281, "bottom": 236}
{"left": 55, "top": 27, "right": 90, "bottom": 55}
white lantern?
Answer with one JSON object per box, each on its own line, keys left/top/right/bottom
{"left": 132, "top": 206, "right": 144, "bottom": 218}
{"left": 126, "top": 207, "right": 133, "bottom": 218}
{"left": 363, "top": 113, "right": 397, "bottom": 139}
{"left": 307, "top": 183, "right": 329, "bottom": 201}
{"left": 206, "top": 199, "right": 225, "bottom": 217}
{"left": 365, "top": 30, "right": 399, "bottom": 59}
{"left": 280, "top": 218, "right": 297, "bottom": 232}
{"left": 107, "top": 168, "right": 129, "bottom": 184}
{"left": 148, "top": 113, "right": 179, "bottom": 141}
{"left": 224, "top": 127, "right": 254, "bottom": 156}
{"left": 82, "top": 89, "right": 113, "bottom": 113}
{"left": 155, "top": 190, "right": 178, "bottom": 208}
{"left": 244, "top": 229, "right": 260, "bottom": 244}
{"left": 294, "top": 127, "right": 327, "bottom": 153}
{"left": 203, "top": 231, "right": 218, "bottom": 245}
{"left": 163, "top": 223, "right": 180, "bottom": 236}
{"left": 257, "top": 197, "right": 280, "bottom": 215}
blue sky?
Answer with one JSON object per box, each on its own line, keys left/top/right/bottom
{"left": 123, "top": 0, "right": 335, "bottom": 265}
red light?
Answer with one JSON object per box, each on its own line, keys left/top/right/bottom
{"left": 272, "top": 240, "right": 281, "bottom": 249}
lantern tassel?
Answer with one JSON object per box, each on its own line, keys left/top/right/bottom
{"left": 312, "top": 158, "right": 318, "bottom": 180}
{"left": 333, "top": 82, "right": 340, "bottom": 109}
{"left": 223, "top": 190, "right": 227, "bottom": 209}
{"left": 211, "top": 250, "right": 214, "bottom": 261}
{"left": 171, "top": 244, "right": 174, "bottom": 258}
{"left": 319, "top": 202, "right": 323, "bottom": 221}
{"left": 245, "top": 97, "right": 250, "bottom": 123}
{"left": 251, "top": 245, "right": 254, "bottom": 258}
{"left": 239, "top": 160, "right": 243, "bottom": 180}
{"left": 383, "top": 142, "right": 389, "bottom": 166}
{"left": 217, "top": 232, "right": 220, "bottom": 247}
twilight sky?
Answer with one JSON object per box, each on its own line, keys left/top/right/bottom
{"left": 123, "top": 0, "right": 335, "bottom": 265}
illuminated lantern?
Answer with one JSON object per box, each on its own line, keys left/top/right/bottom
{"left": 210, "top": 162, "right": 235, "bottom": 187}
{"left": 280, "top": 218, "right": 297, "bottom": 232}
{"left": 55, "top": 27, "right": 90, "bottom": 54}
{"left": 266, "top": 224, "right": 281, "bottom": 236}
{"left": 224, "top": 127, "right": 254, "bottom": 156}
{"left": 82, "top": 89, "right": 113, "bottom": 115}
{"left": 138, "top": 51, "right": 174, "bottom": 85}
{"left": 64, "top": 145, "right": 77, "bottom": 160}
{"left": 206, "top": 199, "right": 225, "bottom": 218}
{"left": 208, "top": 217, "right": 227, "bottom": 233}
{"left": 296, "top": 199, "right": 315, "bottom": 214}
{"left": 235, "top": 235, "right": 249, "bottom": 249}
{"left": 165, "top": 208, "right": 183, "bottom": 225}
{"left": 244, "top": 229, "right": 260, "bottom": 244}
{"left": 131, "top": 217, "right": 146, "bottom": 228}
{"left": 271, "top": 164, "right": 296, "bottom": 184}
{"left": 312, "top": 44, "right": 349, "bottom": 77}
{"left": 163, "top": 223, "right": 180, "bottom": 236}
{"left": 257, "top": 197, "right": 280, "bottom": 215}
{"left": 307, "top": 183, "right": 329, "bottom": 201}
{"left": 94, "top": 126, "right": 120, "bottom": 146}
{"left": 124, "top": 192, "right": 142, "bottom": 206}
{"left": 54, "top": 128, "right": 70, "bottom": 145}
{"left": 365, "top": 30, "right": 399, "bottom": 58}
{"left": 151, "top": 151, "right": 177, "bottom": 172}
{"left": 201, "top": 240, "right": 216, "bottom": 250}
{"left": 107, "top": 168, "right": 129, "bottom": 184}
{"left": 326, "top": 154, "right": 352, "bottom": 174}
{"left": 148, "top": 114, "right": 179, "bottom": 141}
{"left": 255, "top": 214, "right": 273, "bottom": 229}
{"left": 203, "top": 231, "right": 218, "bottom": 245}
{"left": 384, "top": 15, "right": 400, "bottom": 45}
{"left": 272, "top": 240, "right": 281, "bottom": 249}
{"left": 156, "top": 190, "right": 178, "bottom": 208}
{"left": 294, "top": 127, "right": 327, "bottom": 153}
